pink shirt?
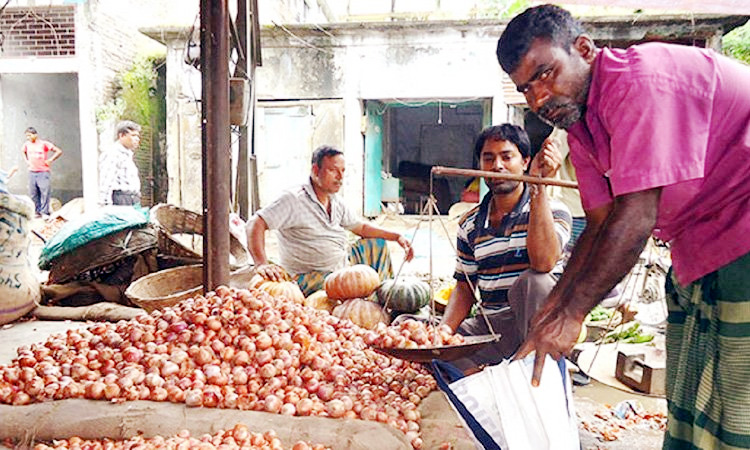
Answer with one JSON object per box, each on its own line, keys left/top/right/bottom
{"left": 568, "top": 43, "right": 750, "bottom": 285}
{"left": 23, "top": 140, "right": 53, "bottom": 172}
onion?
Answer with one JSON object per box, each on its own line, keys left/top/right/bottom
{"left": 325, "top": 399, "right": 345, "bottom": 418}
{"left": 185, "top": 389, "right": 203, "bottom": 407}
{"left": 263, "top": 394, "right": 282, "bottom": 413}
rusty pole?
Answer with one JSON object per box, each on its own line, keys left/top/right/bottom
{"left": 201, "top": 0, "right": 231, "bottom": 290}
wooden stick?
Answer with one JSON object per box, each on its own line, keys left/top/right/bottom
{"left": 431, "top": 166, "right": 579, "bottom": 189}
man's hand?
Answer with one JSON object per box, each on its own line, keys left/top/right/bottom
{"left": 255, "top": 263, "right": 287, "bottom": 282}
{"left": 529, "top": 138, "right": 562, "bottom": 178}
{"left": 514, "top": 298, "right": 584, "bottom": 386}
{"left": 396, "top": 235, "right": 414, "bottom": 262}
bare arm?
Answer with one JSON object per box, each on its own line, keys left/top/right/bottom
{"left": 47, "top": 145, "right": 63, "bottom": 163}
{"left": 525, "top": 138, "right": 563, "bottom": 272}
{"left": 517, "top": 188, "right": 660, "bottom": 385}
{"left": 440, "top": 280, "right": 475, "bottom": 332}
{"left": 525, "top": 187, "right": 561, "bottom": 272}
{"left": 246, "top": 215, "right": 285, "bottom": 281}
{"left": 349, "top": 222, "right": 414, "bottom": 262}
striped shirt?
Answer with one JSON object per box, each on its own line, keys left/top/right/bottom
{"left": 454, "top": 186, "right": 571, "bottom": 306}
{"left": 257, "top": 178, "right": 362, "bottom": 275}
{"left": 98, "top": 142, "right": 141, "bottom": 205}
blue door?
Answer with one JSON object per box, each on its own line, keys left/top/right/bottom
{"left": 364, "top": 101, "right": 384, "bottom": 217}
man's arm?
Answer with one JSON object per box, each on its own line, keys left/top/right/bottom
{"left": 440, "top": 280, "right": 476, "bottom": 332}
{"left": 46, "top": 143, "right": 62, "bottom": 164}
{"left": 246, "top": 215, "right": 286, "bottom": 281}
{"left": 516, "top": 188, "right": 660, "bottom": 385}
{"left": 349, "top": 222, "right": 414, "bottom": 262}
{"left": 525, "top": 138, "right": 564, "bottom": 272}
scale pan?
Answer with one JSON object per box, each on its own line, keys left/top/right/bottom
{"left": 371, "top": 334, "right": 501, "bottom": 363}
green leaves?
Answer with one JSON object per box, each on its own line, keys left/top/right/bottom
{"left": 96, "top": 57, "right": 162, "bottom": 129}
{"left": 724, "top": 20, "right": 750, "bottom": 65}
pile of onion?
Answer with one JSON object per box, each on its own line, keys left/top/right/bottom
{"left": 365, "top": 319, "right": 465, "bottom": 349}
{"left": 0, "top": 285, "right": 443, "bottom": 449}
{"left": 31, "top": 424, "right": 327, "bottom": 450}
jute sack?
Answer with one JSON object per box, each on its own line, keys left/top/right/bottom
{"left": 0, "top": 193, "right": 40, "bottom": 325}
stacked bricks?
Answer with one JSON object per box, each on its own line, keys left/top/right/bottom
{"left": 0, "top": 6, "right": 76, "bottom": 57}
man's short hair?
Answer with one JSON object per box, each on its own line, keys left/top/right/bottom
{"left": 116, "top": 120, "right": 141, "bottom": 139}
{"left": 311, "top": 145, "right": 343, "bottom": 167}
{"left": 474, "top": 124, "right": 531, "bottom": 162}
{"left": 497, "top": 4, "right": 584, "bottom": 75}
{"left": 25, "top": 127, "right": 37, "bottom": 135}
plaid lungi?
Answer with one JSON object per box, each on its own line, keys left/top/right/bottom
{"left": 294, "top": 238, "right": 393, "bottom": 297}
{"left": 664, "top": 251, "right": 750, "bottom": 449}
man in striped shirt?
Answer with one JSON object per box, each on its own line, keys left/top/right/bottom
{"left": 247, "top": 145, "right": 414, "bottom": 296}
{"left": 441, "top": 124, "right": 571, "bottom": 371}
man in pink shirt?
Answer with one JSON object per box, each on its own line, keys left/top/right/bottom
{"left": 497, "top": 5, "right": 750, "bottom": 448}
{"left": 22, "top": 127, "right": 62, "bottom": 218}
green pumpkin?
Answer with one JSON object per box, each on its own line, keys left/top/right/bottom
{"left": 376, "top": 278, "right": 431, "bottom": 313}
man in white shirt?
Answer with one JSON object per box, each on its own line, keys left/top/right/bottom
{"left": 99, "top": 120, "right": 142, "bottom": 206}
{"left": 247, "top": 145, "right": 414, "bottom": 296}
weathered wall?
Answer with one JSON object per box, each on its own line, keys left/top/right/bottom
{"left": 1, "top": 73, "right": 81, "bottom": 203}
{"left": 0, "top": 0, "right": 165, "bottom": 210}
{"left": 76, "top": 1, "right": 164, "bottom": 209}
{"left": 255, "top": 22, "right": 509, "bottom": 215}
{"left": 151, "top": 14, "right": 747, "bottom": 216}
{"left": 142, "top": 28, "right": 203, "bottom": 213}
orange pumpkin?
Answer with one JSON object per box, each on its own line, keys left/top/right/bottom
{"left": 256, "top": 280, "right": 305, "bottom": 305}
{"left": 332, "top": 298, "right": 389, "bottom": 330}
{"left": 304, "top": 290, "right": 340, "bottom": 313}
{"left": 325, "top": 264, "right": 380, "bottom": 300}
{"left": 247, "top": 266, "right": 291, "bottom": 289}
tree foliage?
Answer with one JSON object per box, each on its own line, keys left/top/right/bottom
{"left": 724, "top": 20, "right": 750, "bottom": 65}
{"left": 472, "top": 0, "right": 530, "bottom": 19}
{"left": 96, "top": 57, "right": 160, "bottom": 128}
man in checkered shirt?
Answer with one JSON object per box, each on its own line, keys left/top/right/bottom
{"left": 247, "top": 145, "right": 414, "bottom": 296}
{"left": 98, "top": 120, "right": 142, "bottom": 206}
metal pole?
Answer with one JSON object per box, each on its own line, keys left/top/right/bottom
{"left": 235, "top": 0, "right": 250, "bottom": 220}
{"left": 431, "top": 166, "right": 579, "bottom": 189}
{"left": 201, "top": 0, "right": 231, "bottom": 290}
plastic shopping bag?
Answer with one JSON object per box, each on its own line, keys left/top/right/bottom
{"left": 432, "top": 355, "right": 579, "bottom": 450}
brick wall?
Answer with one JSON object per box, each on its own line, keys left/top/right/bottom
{"left": 0, "top": 6, "right": 76, "bottom": 57}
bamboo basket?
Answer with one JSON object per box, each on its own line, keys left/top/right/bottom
{"left": 125, "top": 264, "right": 203, "bottom": 313}
{"left": 149, "top": 204, "right": 250, "bottom": 267}
{"left": 47, "top": 226, "right": 158, "bottom": 285}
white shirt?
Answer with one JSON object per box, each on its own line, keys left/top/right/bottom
{"left": 98, "top": 141, "right": 141, "bottom": 205}
{"left": 257, "top": 178, "right": 363, "bottom": 274}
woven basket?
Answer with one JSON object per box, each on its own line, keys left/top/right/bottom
{"left": 149, "top": 204, "right": 250, "bottom": 267}
{"left": 47, "top": 226, "right": 158, "bottom": 285}
{"left": 125, "top": 264, "right": 203, "bottom": 313}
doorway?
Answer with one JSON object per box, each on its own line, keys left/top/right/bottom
{"left": 364, "top": 99, "right": 491, "bottom": 216}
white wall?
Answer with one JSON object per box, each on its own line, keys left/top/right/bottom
{"left": 256, "top": 21, "right": 509, "bottom": 215}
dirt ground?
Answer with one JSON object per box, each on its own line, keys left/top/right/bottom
{"left": 0, "top": 212, "right": 667, "bottom": 448}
